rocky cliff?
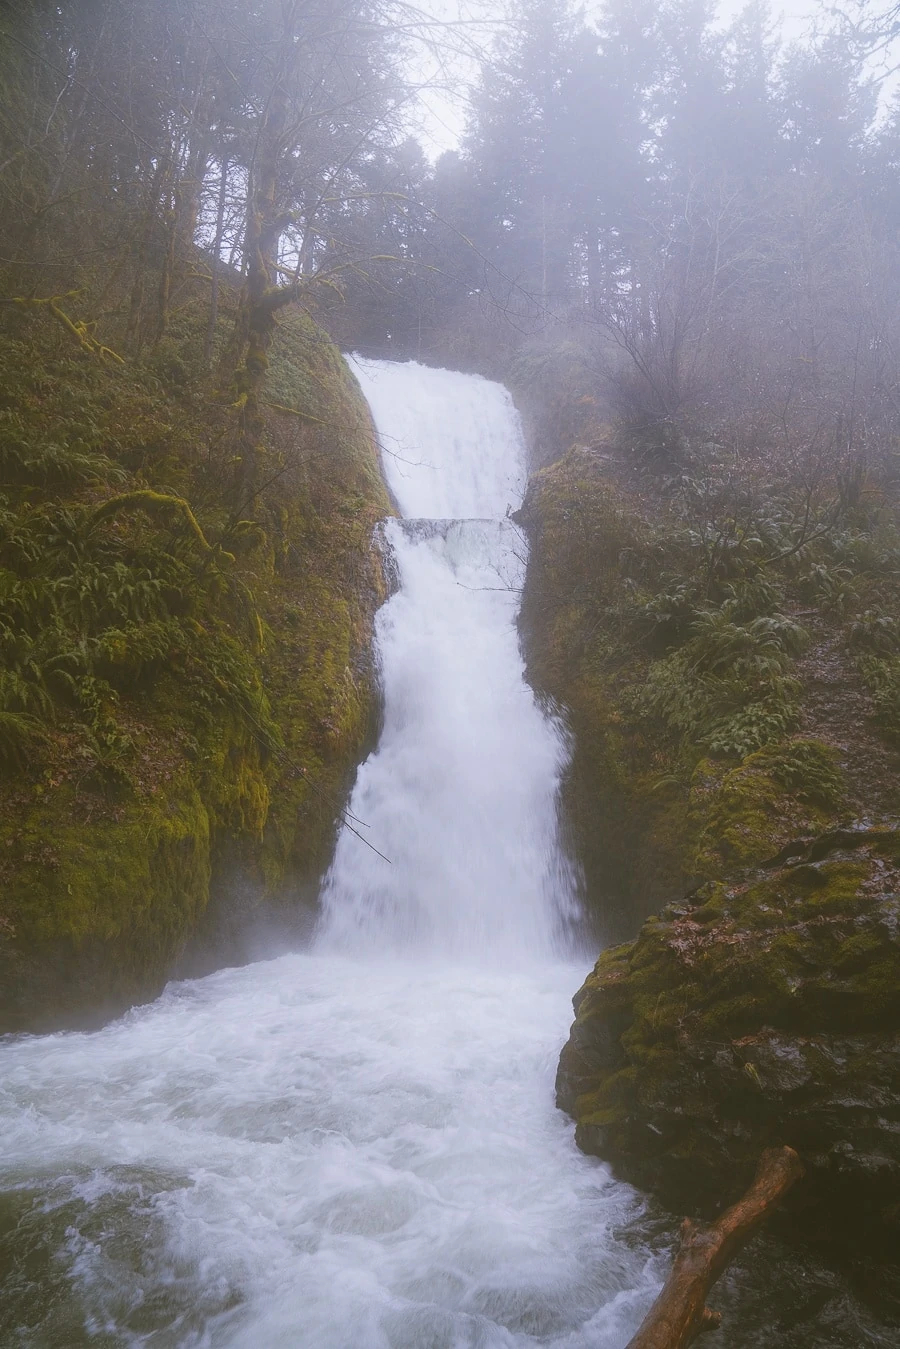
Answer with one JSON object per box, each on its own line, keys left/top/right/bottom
{"left": 557, "top": 826, "right": 900, "bottom": 1251}
{"left": 518, "top": 434, "right": 900, "bottom": 1266}
{"left": 0, "top": 306, "right": 390, "bottom": 1031}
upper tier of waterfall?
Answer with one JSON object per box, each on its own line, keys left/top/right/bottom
{"left": 345, "top": 358, "right": 527, "bottom": 520}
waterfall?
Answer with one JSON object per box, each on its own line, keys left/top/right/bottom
{"left": 0, "top": 361, "right": 662, "bottom": 1348}
{"left": 318, "top": 358, "right": 579, "bottom": 961}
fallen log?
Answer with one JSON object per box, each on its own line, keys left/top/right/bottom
{"left": 626, "top": 1145, "right": 805, "bottom": 1349}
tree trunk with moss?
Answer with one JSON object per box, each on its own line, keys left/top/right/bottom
{"left": 230, "top": 9, "right": 294, "bottom": 517}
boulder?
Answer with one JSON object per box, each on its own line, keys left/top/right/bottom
{"left": 558, "top": 825, "right": 900, "bottom": 1250}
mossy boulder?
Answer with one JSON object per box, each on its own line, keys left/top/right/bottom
{"left": 557, "top": 825, "right": 900, "bottom": 1250}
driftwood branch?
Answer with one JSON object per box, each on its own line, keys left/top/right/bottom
{"left": 627, "top": 1146, "right": 805, "bottom": 1349}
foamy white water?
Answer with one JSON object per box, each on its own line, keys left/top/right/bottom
{"left": 316, "top": 515, "right": 578, "bottom": 961}
{"left": 0, "top": 958, "right": 659, "bottom": 1346}
{"left": 0, "top": 359, "right": 662, "bottom": 1347}
{"left": 346, "top": 358, "right": 526, "bottom": 520}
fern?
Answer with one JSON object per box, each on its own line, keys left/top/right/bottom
{"left": 703, "top": 693, "right": 801, "bottom": 759}
{"left": 848, "top": 610, "right": 900, "bottom": 656}
{"left": 687, "top": 610, "right": 808, "bottom": 678}
{"left": 720, "top": 575, "right": 784, "bottom": 622}
{"left": 0, "top": 481, "right": 272, "bottom": 767}
{"left": 629, "top": 581, "right": 702, "bottom": 647}
{"left": 856, "top": 655, "right": 900, "bottom": 740}
{"left": 0, "top": 708, "right": 44, "bottom": 769}
{"left": 635, "top": 620, "right": 804, "bottom": 758}
{"left": 798, "top": 562, "right": 858, "bottom": 616}
{"left": 754, "top": 739, "right": 845, "bottom": 809}
{"left": 0, "top": 421, "right": 127, "bottom": 489}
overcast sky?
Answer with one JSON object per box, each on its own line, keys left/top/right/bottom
{"left": 409, "top": 0, "right": 853, "bottom": 155}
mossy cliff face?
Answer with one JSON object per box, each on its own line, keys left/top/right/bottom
{"left": 517, "top": 446, "right": 672, "bottom": 940}
{"left": 0, "top": 309, "right": 390, "bottom": 1031}
{"left": 203, "top": 312, "right": 392, "bottom": 953}
{"left": 519, "top": 442, "right": 900, "bottom": 941}
{"left": 557, "top": 826, "right": 900, "bottom": 1250}
{"left": 516, "top": 446, "right": 825, "bottom": 941}
{"left": 519, "top": 430, "right": 900, "bottom": 1257}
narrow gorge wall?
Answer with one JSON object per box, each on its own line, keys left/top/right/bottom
{"left": 516, "top": 430, "right": 900, "bottom": 1278}
{"left": 0, "top": 311, "right": 390, "bottom": 1032}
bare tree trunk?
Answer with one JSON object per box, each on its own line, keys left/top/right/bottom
{"left": 585, "top": 217, "right": 602, "bottom": 311}
{"left": 626, "top": 1147, "right": 805, "bottom": 1349}
{"left": 126, "top": 155, "right": 168, "bottom": 354}
{"left": 154, "top": 182, "right": 177, "bottom": 343}
{"left": 204, "top": 158, "right": 230, "bottom": 366}
{"left": 232, "top": 19, "right": 293, "bottom": 515}
{"left": 174, "top": 83, "right": 213, "bottom": 274}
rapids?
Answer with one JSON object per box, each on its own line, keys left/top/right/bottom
{"left": 1, "top": 360, "right": 893, "bottom": 1347}
{"left": 0, "top": 359, "right": 660, "bottom": 1346}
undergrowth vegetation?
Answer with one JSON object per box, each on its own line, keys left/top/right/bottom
{"left": 0, "top": 333, "right": 278, "bottom": 781}
{"left": 0, "top": 299, "right": 390, "bottom": 1030}
{"left": 587, "top": 445, "right": 900, "bottom": 770}
{"left": 521, "top": 433, "right": 900, "bottom": 938}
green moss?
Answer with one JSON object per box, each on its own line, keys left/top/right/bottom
{"left": 576, "top": 1066, "right": 638, "bottom": 1126}
{"left": 251, "top": 314, "right": 390, "bottom": 894}
{"left": 199, "top": 720, "right": 270, "bottom": 838}
{"left": 690, "top": 749, "right": 833, "bottom": 879}
{"left": 781, "top": 860, "right": 868, "bottom": 916}
{"left": 4, "top": 778, "right": 206, "bottom": 943}
{"left": 559, "top": 829, "right": 900, "bottom": 1202}
{"left": 0, "top": 772, "right": 210, "bottom": 1028}
{"left": 0, "top": 305, "right": 390, "bottom": 1030}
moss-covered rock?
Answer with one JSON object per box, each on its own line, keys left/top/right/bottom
{"left": 0, "top": 308, "right": 390, "bottom": 1031}
{"left": 557, "top": 826, "right": 900, "bottom": 1250}
{"left": 689, "top": 749, "right": 835, "bottom": 880}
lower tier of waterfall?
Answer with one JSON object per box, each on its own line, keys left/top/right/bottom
{"left": 0, "top": 953, "right": 659, "bottom": 1347}
{"left": 316, "top": 516, "right": 580, "bottom": 962}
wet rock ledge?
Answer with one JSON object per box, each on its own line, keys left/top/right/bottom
{"left": 557, "top": 825, "right": 900, "bottom": 1252}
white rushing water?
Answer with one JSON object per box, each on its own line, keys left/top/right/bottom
{"left": 0, "top": 359, "right": 662, "bottom": 1347}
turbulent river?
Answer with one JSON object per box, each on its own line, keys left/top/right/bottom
{"left": 0, "top": 361, "right": 894, "bottom": 1347}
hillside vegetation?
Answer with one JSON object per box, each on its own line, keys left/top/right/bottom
{"left": 516, "top": 394, "right": 900, "bottom": 1283}
{"left": 520, "top": 433, "right": 900, "bottom": 940}
{"left": 0, "top": 302, "right": 390, "bottom": 1031}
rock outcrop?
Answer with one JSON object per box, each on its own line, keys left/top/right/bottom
{"left": 516, "top": 427, "right": 900, "bottom": 1265}
{"left": 557, "top": 825, "right": 900, "bottom": 1251}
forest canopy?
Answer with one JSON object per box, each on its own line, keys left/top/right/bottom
{"left": 2, "top": 0, "right": 900, "bottom": 472}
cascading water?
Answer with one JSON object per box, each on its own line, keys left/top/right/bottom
{"left": 2, "top": 360, "right": 892, "bottom": 1348}
{"left": 0, "top": 358, "right": 664, "bottom": 1348}
{"left": 317, "top": 512, "right": 577, "bottom": 961}
{"left": 318, "top": 359, "right": 579, "bottom": 963}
